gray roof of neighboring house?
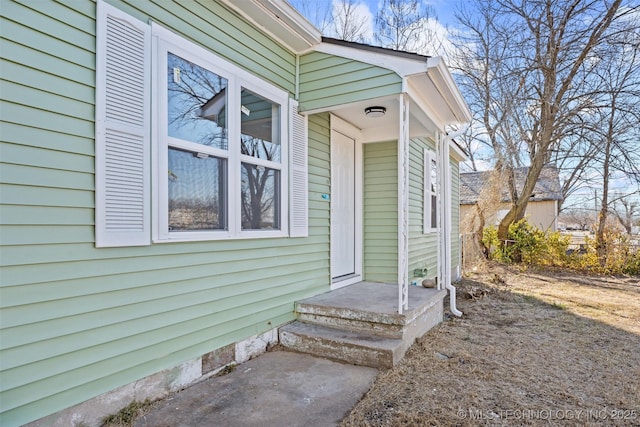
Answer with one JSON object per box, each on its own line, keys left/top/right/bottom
{"left": 460, "top": 165, "right": 563, "bottom": 205}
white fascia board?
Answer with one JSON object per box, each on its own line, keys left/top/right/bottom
{"left": 220, "top": 0, "right": 321, "bottom": 53}
{"left": 313, "top": 42, "right": 429, "bottom": 76}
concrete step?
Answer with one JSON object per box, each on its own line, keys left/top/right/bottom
{"left": 296, "top": 310, "right": 405, "bottom": 339}
{"left": 279, "top": 321, "right": 406, "bottom": 368}
{"left": 281, "top": 282, "right": 447, "bottom": 368}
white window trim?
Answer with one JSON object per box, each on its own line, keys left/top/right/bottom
{"left": 151, "top": 23, "right": 289, "bottom": 243}
{"left": 423, "top": 148, "right": 437, "bottom": 234}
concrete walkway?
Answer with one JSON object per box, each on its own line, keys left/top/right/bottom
{"left": 134, "top": 351, "right": 378, "bottom": 427}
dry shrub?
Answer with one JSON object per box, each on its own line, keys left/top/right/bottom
{"left": 577, "top": 230, "right": 640, "bottom": 275}
{"left": 482, "top": 220, "right": 638, "bottom": 275}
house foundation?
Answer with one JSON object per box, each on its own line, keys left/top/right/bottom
{"left": 25, "top": 329, "right": 279, "bottom": 427}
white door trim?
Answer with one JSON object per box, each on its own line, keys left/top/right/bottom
{"left": 330, "top": 114, "right": 363, "bottom": 290}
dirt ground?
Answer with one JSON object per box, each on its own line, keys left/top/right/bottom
{"left": 341, "top": 264, "right": 640, "bottom": 426}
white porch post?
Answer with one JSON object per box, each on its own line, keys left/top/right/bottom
{"left": 398, "top": 94, "right": 410, "bottom": 314}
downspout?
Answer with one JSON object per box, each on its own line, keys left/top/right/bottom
{"left": 439, "top": 132, "right": 463, "bottom": 317}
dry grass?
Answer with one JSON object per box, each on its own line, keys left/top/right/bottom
{"left": 342, "top": 264, "right": 640, "bottom": 426}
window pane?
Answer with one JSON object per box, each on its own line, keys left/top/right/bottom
{"left": 240, "top": 88, "right": 280, "bottom": 162}
{"left": 431, "top": 194, "right": 437, "bottom": 229}
{"left": 241, "top": 163, "right": 280, "bottom": 230}
{"left": 168, "top": 147, "right": 226, "bottom": 231}
{"left": 430, "top": 158, "right": 437, "bottom": 194}
{"left": 168, "top": 53, "right": 228, "bottom": 150}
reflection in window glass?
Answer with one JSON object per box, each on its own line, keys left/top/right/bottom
{"left": 241, "top": 163, "right": 280, "bottom": 230}
{"left": 430, "top": 158, "right": 437, "bottom": 194}
{"left": 431, "top": 194, "right": 437, "bottom": 229}
{"left": 240, "top": 88, "right": 280, "bottom": 162}
{"left": 168, "top": 148, "right": 226, "bottom": 231}
{"left": 168, "top": 53, "right": 228, "bottom": 150}
{"left": 430, "top": 157, "right": 437, "bottom": 229}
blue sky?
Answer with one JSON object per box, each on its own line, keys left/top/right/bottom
{"left": 289, "top": 0, "right": 463, "bottom": 39}
{"left": 361, "top": 0, "right": 460, "bottom": 25}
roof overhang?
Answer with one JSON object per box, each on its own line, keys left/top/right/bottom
{"left": 406, "top": 57, "right": 473, "bottom": 127}
{"left": 219, "top": 0, "right": 321, "bottom": 53}
{"left": 306, "top": 41, "right": 472, "bottom": 140}
{"left": 314, "top": 40, "right": 432, "bottom": 77}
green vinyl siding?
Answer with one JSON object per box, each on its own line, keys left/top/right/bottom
{"left": 108, "top": 0, "right": 295, "bottom": 93}
{"left": 308, "top": 113, "right": 332, "bottom": 239}
{"left": 0, "top": 1, "right": 324, "bottom": 425}
{"left": 363, "top": 141, "right": 398, "bottom": 282}
{"left": 408, "top": 138, "right": 438, "bottom": 279}
{"left": 450, "top": 158, "right": 461, "bottom": 273}
{"left": 298, "top": 51, "right": 402, "bottom": 112}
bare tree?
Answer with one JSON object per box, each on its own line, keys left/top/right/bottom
{"left": 374, "top": 0, "right": 443, "bottom": 54}
{"left": 288, "top": 0, "right": 372, "bottom": 42}
{"left": 453, "top": 0, "right": 625, "bottom": 241}
{"left": 331, "top": 0, "right": 372, "bottom": 42}
{"left": 452, "top": 0, "right": 528, "bottom": 214}
{"left": 457, "top": 123, "right": 492, "bottom": 172}
{"left": 589, "top": 9, "right": 640, "bottom": 262}
{"left": 612, "top": 194, "right": 640, "bottom": 235}
{"left": 551, "top": 126, "right": 600, "bottom": 213}
{"left": 288, "top": 0, "right": 334, "bottom": 35}
{"left": 561, "top": 208, "right": 593, "bottom": 231}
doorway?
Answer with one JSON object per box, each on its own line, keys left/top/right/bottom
{"left": 330, "top": 118, "right": 362, "bottom": 289}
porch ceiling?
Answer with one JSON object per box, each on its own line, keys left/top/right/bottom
{"left": 325, "top": 95, "right": 439, "bottom": 143}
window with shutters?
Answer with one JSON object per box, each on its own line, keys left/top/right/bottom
{"left": 95, "top": 1, "right": 308, "bottom": 247}
{"left": 424, "top": 148, "right": 437, "bottom": 233}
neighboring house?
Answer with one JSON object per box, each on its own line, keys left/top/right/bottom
{"left": 460, "top": 166, "right": 563, "bottom": 231}
{"left": 0, "top": 1, "right": 471, "bottom": 425}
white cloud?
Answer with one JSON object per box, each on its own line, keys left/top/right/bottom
{"left": 327, "top": 0, "right": 375, "bottom": 42}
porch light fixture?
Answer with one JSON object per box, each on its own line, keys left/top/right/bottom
{"left": 365, "top": 106, "right": 386, "bottom": 118}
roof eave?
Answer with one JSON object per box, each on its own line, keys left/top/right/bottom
{"left": 424, "top": 57, "right": 473, "bottom": 123}
{"left": 313, "top": 41, "right": 431, "bottom": 76}
{"left": 220, "top": 0, "right": 321, "bottom": 53}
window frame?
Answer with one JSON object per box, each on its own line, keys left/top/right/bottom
{"left": 152, "top": 24, "right": 289, "bottom": 243}
{"left": 423, "top": 148, "right": 438, "bottom": 234}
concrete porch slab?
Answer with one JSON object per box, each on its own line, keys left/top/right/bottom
{"left": 296, "top": 281, "right": 445, "bottom": 325}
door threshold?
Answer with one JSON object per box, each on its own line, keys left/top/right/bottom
{"left": 331, "top": 274, "right": 361, "bottom": 290}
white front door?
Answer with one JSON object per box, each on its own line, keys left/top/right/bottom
{"left": 331, "top": 129, "right": 358, "bottom": 284}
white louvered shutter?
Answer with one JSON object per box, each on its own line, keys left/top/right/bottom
{"left": 289, "top": 99, "right": 308, "bottom": 237}
{"left": 95, "top": 1, "right": 150, "bottom": 247}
